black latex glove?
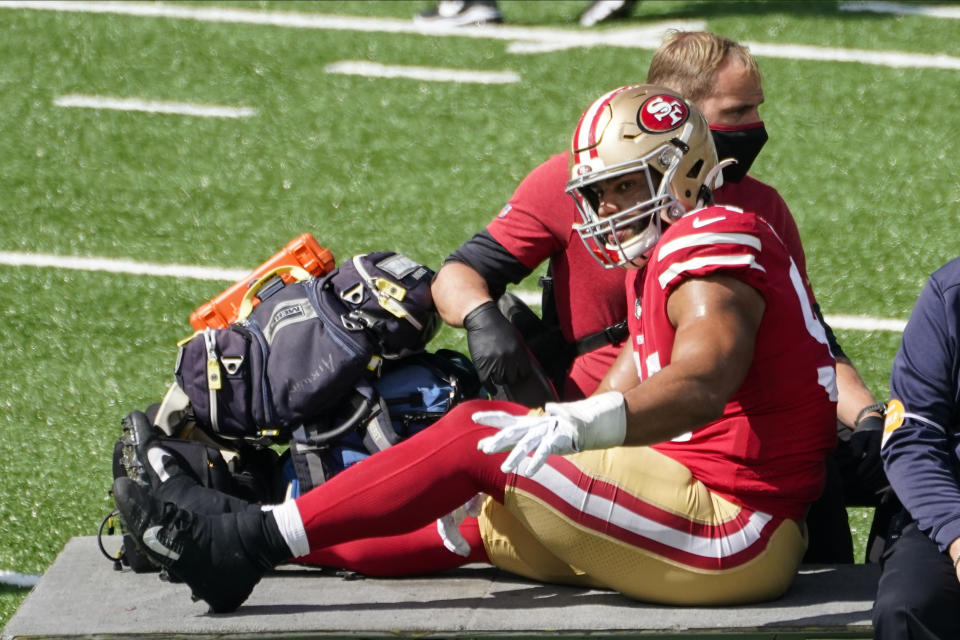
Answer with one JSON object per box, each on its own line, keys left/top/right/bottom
{"left": 463, "top": 300, "right": 532, "bottom": 386}
{"left": 850, "top": 415, "right": 888, "bottom": 496}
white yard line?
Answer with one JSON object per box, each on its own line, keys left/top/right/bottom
{"left": 0, "top": 251, "right": 249, "bottom": 282}
{"left": 54, "top": 94, "right": 256, "bottom": 118}
{"left": 0, "top": 251, "right": 907, "bottom": 332}
{"left": 0, "top": 570, "right": 41, "bottom": 588}
{"left": 324, "top": 61, "right": 519, "bottom": 84}
{"left": 743, "top": 42, "right": 960, "bottom": 70}
{"left": 822, "top": 314, "right": 907, "bottom": 333}
{"left": 2, "top": 1, "right": 958, "bottom": 70}
{"left": 0, "top": 1, "right": 702, "bottom": 49}
{"left": 840, "top": 1, "right": 960, "bottom": 19}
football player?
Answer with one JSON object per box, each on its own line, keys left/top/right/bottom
{"left": 431, "top": 30, "right": 887, "bottom": 563}
{"left": 113, "top": 86, "right": 836, "bottom": 613}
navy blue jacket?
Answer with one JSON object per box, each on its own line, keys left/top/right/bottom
{"left": 882, "top": 257, "right": 960, "bottom": 552}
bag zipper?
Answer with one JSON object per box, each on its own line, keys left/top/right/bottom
{"left": 241, "top": 323, "right": 276, "bottom": 428}
{"left": 309, "top": 277, "right": 379, "bottom": 372}
{"left": 203, "top": 328, "right": 221, "bottom": 432}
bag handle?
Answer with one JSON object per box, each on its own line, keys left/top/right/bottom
{"left": 176, "top": 264, "right": 313, "bottom": 345}
{"left": 237, "top": 265, "right": 312, "bottom": 322}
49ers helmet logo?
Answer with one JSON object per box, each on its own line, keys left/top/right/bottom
{"left": 637, "top": 94, "right": 688, "bottom": 133}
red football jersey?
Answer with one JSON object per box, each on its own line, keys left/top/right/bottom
{"left": 486, "top": 152, "right": 813, "bottom": 401}
{"left": 487, "top": 153, "right": 624, "bottom": 398}
{"left": 626, "top": 205, "right": 837, "bottom": 520}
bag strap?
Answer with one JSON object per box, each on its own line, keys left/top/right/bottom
{"left": 573, "top": 320, "right": 629, "bottom": 356}
{"left": 293, "top": 391, "right": 379, "bottom": 447}
{"left": 236, "top": 265, "right": 312, "bottom": 322}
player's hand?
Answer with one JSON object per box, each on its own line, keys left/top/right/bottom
{"left": 851, "top": 414, "right": 887, "bottom": 493}
{"left": 473, "top": 391, "right": 627, "bottom": 475}
{"left": 463, "top": 301, "right": 531, "bottom": 386}
{"left": 436, "top": 494, "right": 486, "bottom": 557}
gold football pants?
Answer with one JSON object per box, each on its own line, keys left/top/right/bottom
{"left": 479, "top": 446, "right": 806, "bottom": 605}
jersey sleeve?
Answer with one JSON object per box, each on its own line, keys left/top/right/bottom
{"left": 812, "top": 303, "right": 847, "bottom": 361}
{"left": 882, "top": 262, "right": 960, "bottom": 552}
{"left": 649, "top": 209, "right": 773, "bottom": 299}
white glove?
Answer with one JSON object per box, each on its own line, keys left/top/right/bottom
{"left": 436, "top": 493, "right": 486, "bottom": 557}
{"left": 473, "top": 391, "right": 627, "bottom": 475}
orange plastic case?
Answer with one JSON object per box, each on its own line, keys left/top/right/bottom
{"left": 189, "top": 234, "right": 335, "bottom": 330}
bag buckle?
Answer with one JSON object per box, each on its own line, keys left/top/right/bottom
{"left": 341, "top": 313, "right": 366, "bottom": 331}
{"left": 221, "top": 355, "right": 244, "bottom": 376}
{"left": 341, "top": 283, "right": 365, "bottom": 305}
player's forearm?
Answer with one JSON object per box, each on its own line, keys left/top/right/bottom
{"left": 620, "top": 366, "right": 729, "bottom": 446}
{"left": 835, "top": 357, "right": 880, "bottom": 429}
{"left": 431, "top": 261, "right": 494, "bottom": 327}
{"left": 618, "top": 280, "right": 758, "bottom": 445}
{"left": 949, "top": 537, "right": 960, "bottom": 578}
{"left": 594, "top": 343, "right": 641, "bottom": 396}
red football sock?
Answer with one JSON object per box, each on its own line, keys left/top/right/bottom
{"left": 293, "top": 399, "right": 519, "bottom": 552}
{"left": 298, "top": 517, "right": 486, "bottom": 576}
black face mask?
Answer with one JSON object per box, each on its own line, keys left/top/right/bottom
{"left": 710, "top": 123, "right": 768, "bottom": 183}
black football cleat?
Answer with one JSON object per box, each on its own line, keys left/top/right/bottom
{"left": 113, "top": 477, "right": 269, "bottom": 613}
{"left": 121, "top": 409, "right": 255, "bottom": 515}
{"left": 116, "top": 410, "right": 161, "bottom": 486}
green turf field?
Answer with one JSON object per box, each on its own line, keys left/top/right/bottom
{"left": 1, "top": 0, "right": 958, "bottom": 626}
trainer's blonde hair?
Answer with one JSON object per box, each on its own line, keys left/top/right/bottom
{"left": 646, "top": 31, "right": 761, "bottom": 104}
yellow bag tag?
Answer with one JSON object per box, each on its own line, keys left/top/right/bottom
{"left": 207, "top": 358, "right": 222, "bottom": 391}
{"left": 374, "top": 278, "right": 409, "bottom": 319}
{"left": 203, "top": 330, "right": 222, "bottom": 391}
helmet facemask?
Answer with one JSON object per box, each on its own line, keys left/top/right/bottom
{"left": 570, "top": 132, "right": 690, "bottom": 269}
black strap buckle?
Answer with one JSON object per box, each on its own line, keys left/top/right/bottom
{"left": 573, "top": 319, "right": 628, "bottom": 356}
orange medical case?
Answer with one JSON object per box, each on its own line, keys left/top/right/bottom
{"left": 189, "top": 233, "right": 335, "bottom": 330}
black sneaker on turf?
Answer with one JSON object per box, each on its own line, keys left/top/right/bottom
{"left": 414, "top": 1, "right": 502, "bottom": 26}
{"left": 113, "top": 477, "right": 266, "bottom": 613}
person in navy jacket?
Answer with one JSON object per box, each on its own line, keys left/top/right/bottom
{"left": 874, "top": 256, "right": 960, "bottom": 639}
